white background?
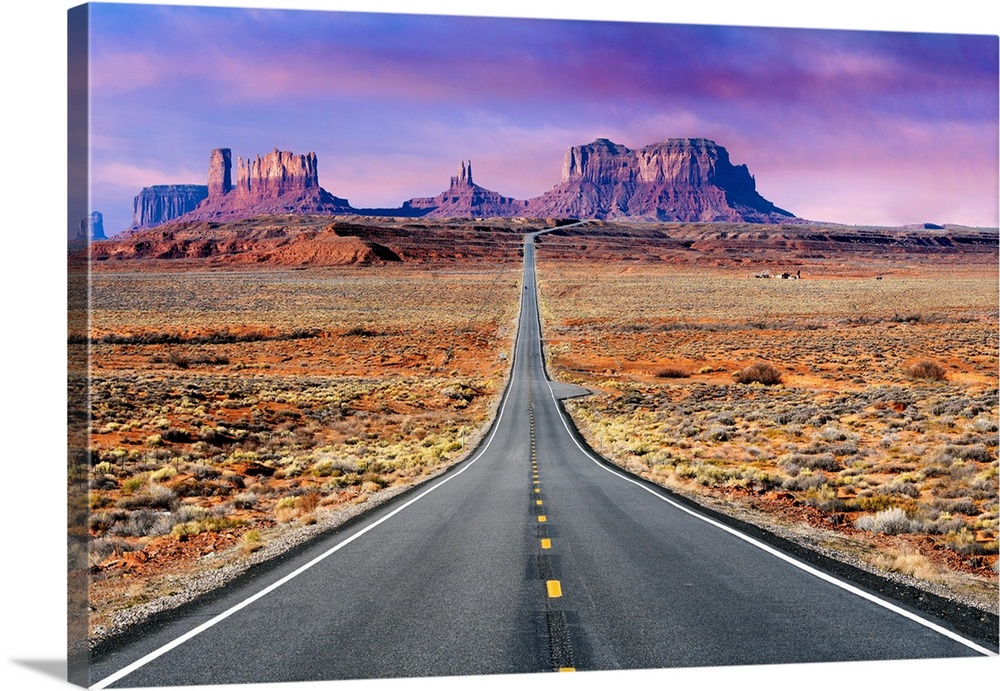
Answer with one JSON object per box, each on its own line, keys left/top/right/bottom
{"left": 2, "top": 2, "right": 997, "bottom": 690}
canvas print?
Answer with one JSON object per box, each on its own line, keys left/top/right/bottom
{"left": 67, "top": 2, "right": 999, "bottom": 689}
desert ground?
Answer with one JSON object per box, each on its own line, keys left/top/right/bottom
{"left": 75, "top": 257, "right": 522, "bottom": 642}
{"left": 534, "top": 234, "right": 998, "bottom": 612}
{"left": 73, "top": 217, "right": 998, "bottom": 644}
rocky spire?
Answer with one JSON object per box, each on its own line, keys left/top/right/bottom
{"left": 208, "top": 148, "right": 233, "bottom": 199}
{"left": 449, "top": 160, "right": 473, "bottom": 189}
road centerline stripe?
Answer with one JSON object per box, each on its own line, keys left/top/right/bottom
{"left": 528, "top": 232, "right": 994, "bottom": 658}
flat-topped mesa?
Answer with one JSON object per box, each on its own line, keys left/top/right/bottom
{"left": 207, "top": 147, "right": 320, "bottom": 202}
{"left": 564, "top": 137, "right": 734, "bottom": 185}
{"left": 182, "top": 147, "right": 351, "bottom": 221}
{"left": 561, "top": 137, "right": 633, "bottom": 183}
{"left": 528, "top": 137, "right": 794, "bottom": 222}
{"left": 81, "top": 211, "right": 106, "bottom": 240}
{"left": 129, "top": 185, "right": 210, "bottom": 230}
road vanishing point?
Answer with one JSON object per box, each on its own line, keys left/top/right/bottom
{"left": 90, "top": 230, "right": 997, "bottom": 689}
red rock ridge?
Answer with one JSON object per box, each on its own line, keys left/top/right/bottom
{"left": 525, "top": 138, "right": 795, "bottom": 222}
{"left": 181, "top": 148, "right": 352, "bottom": 222}
{"left": 402, "top": 160, "right": 530, "bottom": 218}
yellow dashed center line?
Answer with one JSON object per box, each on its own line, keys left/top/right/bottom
{"left": 546, "top": 580, "right": 562, "bottom": 598}
{"left": 540, "top": 538, "right": 551, "bottom": 549}
{"left": 538, "top": 515, "right": 546, "bottom": 522}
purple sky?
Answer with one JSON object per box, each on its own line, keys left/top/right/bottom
{"left": 83, "top": 1, "right": 998, "bottom": 234}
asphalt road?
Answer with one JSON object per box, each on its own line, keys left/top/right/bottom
{"left": 89, "top": 232, "right": 995, "bottom": 688}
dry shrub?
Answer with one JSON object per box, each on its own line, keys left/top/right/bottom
{"left": 854, "top": 507, "right": 915, "bottom": 535}
{"left": 654, "top": 367, "right": 689, "bottom": 379}
{"left": 937, "top": 528, "right": 990, "bottom": 555}
{"left": 242, "top": 530, "right": 264, "bottom": 554}
{"left": 299, "top": 491, "right": 321, "bottom": 513}
{"left": 733, "top": 362, "right": 782, "bottom": 386}
{"left": 873, "top": 546, "right": 945, "bottom": 582}
{"left": 905, "top": 360, "right": 947, "bottom": 381}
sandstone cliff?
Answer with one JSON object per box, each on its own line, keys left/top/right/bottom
{"left": 525, "top": 138, "right": 794, "bottom": 222}
{"left": 121, "top": 138, "right": 797, "bottom": 227}
{"left": 175, "top": 148, "right": 352, "bottom": 223}
{"left": 130, "top": 185, "right": 209, "bottom": 230}
{"left": 402, "top": 161, "right": 530, "bottom": 218}
{"left": 82, "top": 210, "right": 106, "bottom": 240}
{"left": 207, "top": 148, "right": 232, "bottom": 198}
{"left": 229, "top": 149, "right": 320, "bottom": 200}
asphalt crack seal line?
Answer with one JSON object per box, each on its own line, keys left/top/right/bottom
{"left": 530, "top": 382, "right": 576, "bottom": 673}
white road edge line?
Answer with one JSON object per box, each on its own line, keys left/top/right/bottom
{"left": 91, "top": 268, "right": 531, "bottom": 690}
{"left": 526, "top": 233, "right": 995, "bottom": 658}
{"left": 540, "top": 355, "right": 997, "bottom": 657}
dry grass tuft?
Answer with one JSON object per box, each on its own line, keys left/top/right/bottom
{"left": 733, "top": 362, "right": 782, "bottom": 386}
{"left": 654, "top": 367, "right": 689, "bottom": 379}
{"left": 906, "top": 360, "right": 947, "bottom": 381}
{"left": 873, "top": 545, "right": 946, "bottom": 582}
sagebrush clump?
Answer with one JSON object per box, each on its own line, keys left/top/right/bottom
{"left": 906, "top": 360, "right": 947, "bottom": 381}
{"left": 733, "top": 362, "right": 782, "bottom": 386}
{"left": 855, "top": 508, "right": 915, "bottom": 535}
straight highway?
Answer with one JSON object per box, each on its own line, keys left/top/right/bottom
{"left": 89, "top": 231, "right": 994, "bottom": 688}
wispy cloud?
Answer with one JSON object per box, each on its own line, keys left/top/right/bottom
{"left": 85, "top": 4, "right": 998, "bottom": 230}
{"left": 92, "top": 161, "right": 206, "bottom": 191}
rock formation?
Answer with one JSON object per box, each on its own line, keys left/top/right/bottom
{"left": 181, "top": 147, "right": 352, "bottom": 221}
{"left": 401, "top": 160, "right": 530, "bottom": 218}
{"left": 524, "top": 138, "right": 794, "bottom": 222}
{"left": 81, "top": 211, "right": 106, "bottom": 240}
{"left": 207, "top": 148, "right": 232, "bottom": 198}
{"left": 121, "top": 138, "right": 797, "bottom": 228}
{"left": 230, "top": 149, "right": 319, "bottom": 200}
{"left": 130, "top": 185, "right": 209, "bottom": 230}
{"left": 89, "top": 219, "right": 403, "bottom": 266}
{"left": 122, "top": 148, "right": 353, "bottom": 231}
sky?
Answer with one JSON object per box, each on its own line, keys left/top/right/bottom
{"left": 75, "top": 0, "right": 999, "bottom": 236}
{"left": 3, "top": 5, "right": 1000, "bottom": 691}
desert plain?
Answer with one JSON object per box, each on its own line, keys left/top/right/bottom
{"left": 71, "top": 216, "right": 999, "bottom": 645}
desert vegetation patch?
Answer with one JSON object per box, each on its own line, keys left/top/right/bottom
{"left": 536, "top": 257, "right": 998, "bottom": 609}
{"left": 75, "top": 263, "right": 520, "bottom": 640}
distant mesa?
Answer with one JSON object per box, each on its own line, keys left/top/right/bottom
{"left": 397, "top": 140, "right": 792, "bottom": 222}
{"left": 131, "top": 185, "right": 208, "bottom": 231}
{"left": 126, "top": 148, "right": 353, "bottom": 231}
{"left": 115, "top": 137, "right": 797, "bottom": 233}
{"left": 82, "top": 210, "right": 106, "bottom": 240}
{"left": 401, "top": 160, "right": 530, "bottom": 218}
{"left": 184, "top": 147, "right": 353, "bottom": 221}
{"left": 523, "top": 138, "right": 794, "bottom": 222}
